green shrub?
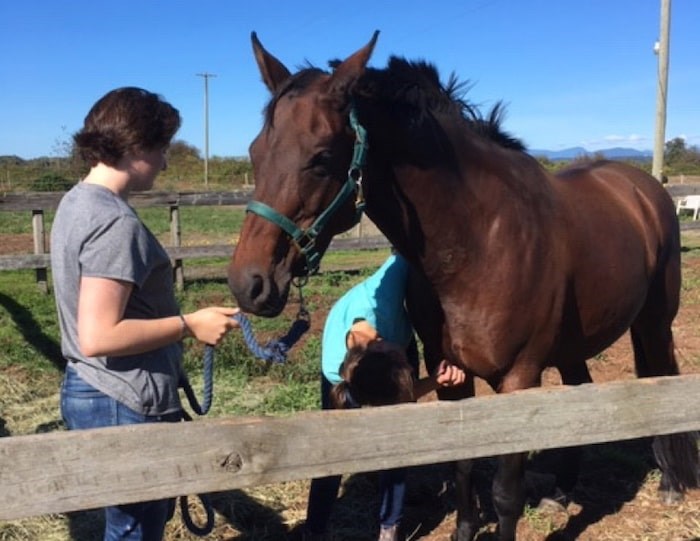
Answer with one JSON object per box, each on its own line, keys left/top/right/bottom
{"left": 30, "top": 173, "right": 75, "bottom": 192}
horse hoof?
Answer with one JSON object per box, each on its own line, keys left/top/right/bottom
{"left": 536, "top": 496, "right": 567, "bottom": 513}
{"left": 450, "top": 526, "right": 476, "bottom": 541}
{"left": 536, "top": 487, "right": 569, "bottom": 513}
{"left": 658, "top": 489, "right": 683, "bottom": 505}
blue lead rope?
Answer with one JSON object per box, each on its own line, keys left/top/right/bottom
{"left": 182, "top": 311, "right": 310, "bottom": 417}
{"left": 229, "top": 310, "right": 311, "bottom": 365}
{"left": 178, "top": 307, "right": 310, "bottom": 536}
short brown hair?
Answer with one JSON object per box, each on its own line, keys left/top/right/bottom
{"left": 74, "top": 87, "right": 181, "bottom": 166}
{"left": 330, "top": 341, "right": 415, "bottom": 409}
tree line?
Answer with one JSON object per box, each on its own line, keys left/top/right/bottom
{"left": 2, "top": 137, "right": 699, "bottom": 193}
{"left": 0, "top": 140, "right": 254, "bottom": 193}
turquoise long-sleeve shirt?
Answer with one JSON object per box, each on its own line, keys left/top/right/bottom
{"left": 321, "top": 254, "right": 414, "bottom": 384}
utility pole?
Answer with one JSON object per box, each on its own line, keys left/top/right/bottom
{"left": 196, "top": 72, "right": 216, "bottom": 186}
{"left": 652, "top": 0, "right": 671, "bottom": 182}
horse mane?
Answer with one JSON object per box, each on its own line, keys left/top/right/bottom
{"left": 263, "top": 58, "right": 525, "bottom": 152}
{"left": 356, "top": 56, "right": 526, "bottom": 152}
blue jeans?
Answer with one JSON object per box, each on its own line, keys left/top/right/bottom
{"left": 61, "top": 366, "right": 181, "bottom": 541}
{"left": 305, "top": 376, "right": 407, "bottom": 534}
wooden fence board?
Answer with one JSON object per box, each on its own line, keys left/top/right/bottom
{"left": 0, "top": 191, "right": 253, "bottom": 211}
{"left": 0, "top": 237, "right": 391, "bottom": 272}
{"left": 1, "top": 374, "right": 698, "bottom": 520}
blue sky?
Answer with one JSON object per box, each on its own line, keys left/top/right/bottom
{"left": 1, "top": 0, "right": 698, "bottom": 160}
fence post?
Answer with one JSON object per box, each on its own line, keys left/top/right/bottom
{"left": 170, "top": 204, "right": 184, "bottom": 290}
{"left": 32, "top": 209, "right": 48, "bottom": 294}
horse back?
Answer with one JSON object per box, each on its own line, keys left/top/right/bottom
{"left": 553, "top": 160, "right": 679, "bottom": 261}
{"left": 549, "top": 160, "right": 680, "bottom": 361}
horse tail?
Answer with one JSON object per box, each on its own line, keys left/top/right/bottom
{"left": 652, "top": 431, "right": 700, "bottom": 503}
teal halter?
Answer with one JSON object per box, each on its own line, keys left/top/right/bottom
{"left": 246, "top": 107, "right": 368, "bottom": 275}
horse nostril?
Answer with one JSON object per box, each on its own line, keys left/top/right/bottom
{"left": 249, "top": 273, "right": 264, "bottom": 303}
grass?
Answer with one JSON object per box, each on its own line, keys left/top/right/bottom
{"left": 0, "top": 205, "right": 245, "bottom": 244}
{"left": 0, "top": 247, "right": 388, "bottom": 433}
{"left": 1, "top": 224, "right": 699, "bottom": 540}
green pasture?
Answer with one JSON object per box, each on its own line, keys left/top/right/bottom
{"left": 0, "top": 205, "right": 247, "bottom": 243}
{"left": 0, "top": 254, "right": 390, "bottom": 434}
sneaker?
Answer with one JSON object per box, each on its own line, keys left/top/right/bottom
{"left": 378, "top": 524, "right": 402, "bottom": 541}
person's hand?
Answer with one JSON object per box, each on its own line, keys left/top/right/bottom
{"left": 183, "top": 307, "right": 240, "bottom": 345}
{"left": 434, "top": 359, "right": 467, "bottom": 387}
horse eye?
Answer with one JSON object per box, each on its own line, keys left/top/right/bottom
{"left": 308, "top": 151, "right": 333, "bottom": 173}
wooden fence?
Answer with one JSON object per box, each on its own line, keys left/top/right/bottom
{"left": 0, "top": 190, "right": 389, "bottom": 291}
{"left": 1, "top": 373, "right": 699, "bottom": 521}
{"left": 2, "top": 184, "right": 700, "bottom": 290}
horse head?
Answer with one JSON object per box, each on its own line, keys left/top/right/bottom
{"left": 228, "top": 31, "right": 379, "bottom": 316}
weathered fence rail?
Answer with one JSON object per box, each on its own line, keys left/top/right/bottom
{"left": 0, "top": 374, "right": 698, "bottom": 521}
{"left": 0, "top": 190, "right": 390, "bottom": 289}
{"left": 0, "top": 237, "right": 391, "bottom": 272}
{"left": 0, "top": 190, "right": 254, "bottom": 211}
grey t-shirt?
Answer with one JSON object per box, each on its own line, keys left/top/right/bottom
{"left": 51, "top": 182, "right": 184, "bottom": 415}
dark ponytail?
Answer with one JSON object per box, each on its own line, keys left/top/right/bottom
{"left": 330, "top": 381, "right": 358, "bottom": 409}
{"left": 337, "top": 342, "right": 415, "bottom": 407}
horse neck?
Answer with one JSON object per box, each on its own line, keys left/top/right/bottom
{"left": 362, "top": 120, "right": 555, "bottom": 278}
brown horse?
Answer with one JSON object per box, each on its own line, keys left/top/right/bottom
{"left": 228, "top": 32, "right": 698, "bottom": 541}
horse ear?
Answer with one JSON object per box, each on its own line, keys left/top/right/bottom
{"left": 251, "top": 31, "right": 292, "bottom": 93}
{"left": 328, "top": 30, "right": 379, "bottom": 99}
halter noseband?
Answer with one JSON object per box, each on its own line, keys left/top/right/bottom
{"left": 246, "top": 107, "right": 368, "bottom": 275}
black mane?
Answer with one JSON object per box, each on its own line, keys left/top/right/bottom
{"left": 264, "top": 57, "right": 524, "bottom": 152}
{"left": 355, "top": 56, "right": 524, "bottom": 151}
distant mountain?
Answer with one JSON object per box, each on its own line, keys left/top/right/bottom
{"left": 528, "top": 147, "right": 653, "bottom": 161}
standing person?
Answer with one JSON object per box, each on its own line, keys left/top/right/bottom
{"left": 298, "top": 253, "right": 466, "bottom": 541}
{"left": 51, "top": 87, "right": 240, "bottom": 541}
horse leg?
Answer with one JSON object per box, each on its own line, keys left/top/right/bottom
{"left": 630, "top": 323, "right": 699, "bottom": 503}
{"left": 406, "top": 268, "right": 481, "bottom": 540}
{"left": 433, "top": 379, "right": 480, "bottom": 541}
{"left": 629, "top": 256, "right": 699, "bottom": 502}
{"left": 491, "top": 452, "right": 527, "bottom": 541}
{"left": 450, "top": 458, "right": 479, "bottom": 541}
{"left": 488, "top": 369, "right": 542, "bottom": 541}
{"left": 536, "top": 361, "right": 594, "bottom": 509}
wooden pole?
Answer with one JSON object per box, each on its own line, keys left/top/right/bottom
{"left": 652, "top": 0, "right": 672, "bottom": 181}
{"left": 170, "top": 204, "right": 184, "bottom": 290}
{"left": 31, "top": 209, "right": 48, "bottom": 293}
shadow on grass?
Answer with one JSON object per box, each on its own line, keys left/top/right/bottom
{"left": 207, "top": 490, "right": 290, "bottom": 540}
{"left": 317, "top": 440, "right": 662, "bottom": 541}
{"left": 323, "top": 464, "right": 455, "bottom": 541}
{"left": 0, "top": 417, "right": 10, "bottom": 437}
{"left": 539, "top": 438, "right": 657, "bottom": 541}
{"left": 63, "top": 490, "right": 291, "bottom": 541}
{"left": 0, "top": 292, "right": 65, "bottom": 372}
